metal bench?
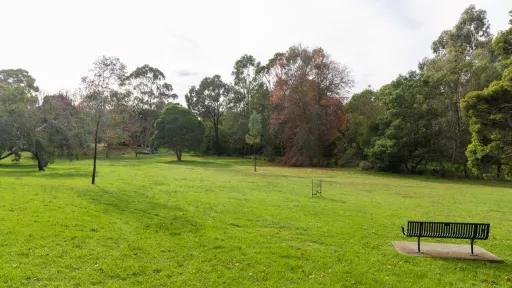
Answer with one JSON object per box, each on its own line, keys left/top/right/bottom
{"left": 134, "top": 150, "right": 152, "bottom": 157}
{"left": 401, "top": 221, "right": 490, "bottom": 255}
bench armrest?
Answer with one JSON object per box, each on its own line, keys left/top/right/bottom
{"left": 401, "top": 226, "right": 406, "bottom": 236}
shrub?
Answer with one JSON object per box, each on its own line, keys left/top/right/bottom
{"left": 359, "top": 161, "right": 373, "bottom": 171}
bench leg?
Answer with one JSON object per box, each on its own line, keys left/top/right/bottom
{"left": 470, "top": 239, "right": 475, "bottom": 256}
{"left": 417, "top": 237, "right": 421, "bottom": 253}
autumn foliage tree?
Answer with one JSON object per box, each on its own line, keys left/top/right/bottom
{"left": 268, "top": 46, "right": 352, "bottom": 166}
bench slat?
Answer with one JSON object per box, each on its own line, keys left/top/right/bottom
{"left": 403, "top": 221, "right": 489, "bottom": 240}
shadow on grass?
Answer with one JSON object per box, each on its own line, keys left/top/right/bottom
{"left": 158, "top": 159, "right": 234, "bottom": 168}
{"left": 313, "top": 196, "right": 347, "bottom": 204}
{"left": 43, "top": 170, "right": 90, "bottom": 178}
{"left": 367, "top": 171, "right": 512, "bottom": 190}
{"left": 432, "top": 256, "right": 508, "bottom": 265}
{"left": 0, "top": 164, "right": 90, "bottom": 179}
{"left": 312, "top": 169, "right": 512, "bottom": 190}
{"left": 0, "top": 163, "right": 42, "bottom": 178}
{"left": 423, "top": 177, "right": 512, "bottom": 190}
{"left": 0, "top": 163, "right": 37, "bottom": 170}
{"left": 77, "top": 185, "right": 201, "bottom": 236}
{"left": 424, "top": 255, "right": 511, "bottom": 276}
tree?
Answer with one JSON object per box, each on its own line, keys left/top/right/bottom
{"left": 338, "top": 89, "right": 383, "bottom": 165}
{"left": 421, "top": 5, "right": 499, "bottom": 174}
{"left": 367, "top": 72, "right": 442, "bottom": 173}
{"left": 222, "top": 55, "right": 270, "bottom": 156}
{"left": 462, "top": 66, "right": 512, "bottom": 179}
{"left": 245, "top": 111, "right": 263, "bottom": 171}
{"left": 267, "top": 46, "right": 352, "bottom": 166}
{"left": 81, "top": 56, "right": 127, "bottom": 184}
{"left": 100, "top": 106, "right": 130, "bottom": 158}
{"left": 0, "top": 74, "right": 33, "bottom": 160}
{"left": 124, "top": 65, "right": 177, "bottom": 153}
{"left": 0, "top": 69, "right": 39, "bottom": 91}
{"left": 38, "top": 93, "right": 89, "bottom": 161}
{"left": 185, "top": 75, "right": 231, "bottom": 155}
{"left": 153, "top": 104, "right": 204, "bottom": 161}
{"left": 493, "top": 29, "right": 512, "bottom": 63}
{"left": 493, "top": 10, "right": 512, "bottom": 70}
{"left": 232, "top": 55, "right": 267, "bottom": 112}
{"left": 0, "top": 69, "right": 48, "bottom": 170}
{"left": 0, "top": 71, "right": 90, "bottom": 170}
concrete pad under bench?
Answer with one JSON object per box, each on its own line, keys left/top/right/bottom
{"left": 392, "top": 241, "right": 503, "bottom": 262}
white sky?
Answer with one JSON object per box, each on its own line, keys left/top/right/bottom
{"left": 1, "top": 0, "right": 510, "bottom": 103}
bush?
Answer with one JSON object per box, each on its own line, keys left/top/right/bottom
{"left": 359, "top": 161, "right": 373, "bottom": 171}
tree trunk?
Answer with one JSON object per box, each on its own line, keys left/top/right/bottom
{"left": 92, "top": 117, "right": 100, "bottom": 185}
{"left": 36, "top": 155, "right": 45, "bottom": 171}
{"left": 32, "top": 150, "right": 46, "bottom": 171}
{"left": 105, "top": 143, "right": 111, "bottom": 159}
{"left": 33, "top": 140, "right": 47, "bottom": 171}
{"left": 253, "top": 144, "right": 257, "bottom": 172}
{"left": 175, "top": 148, "right": 182, "bottom": 161}
{"left": 411, "top": 158, "right": 423, "bottom": 174}
{"left": 214, "top": 122, "right": 220, "bottom": 155}
{"left": 403, "top": 162, "right": 410, "bottom": 173}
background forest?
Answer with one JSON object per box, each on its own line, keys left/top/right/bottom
{"left": 1, "top": 5, "right": 512, "bottom": 180}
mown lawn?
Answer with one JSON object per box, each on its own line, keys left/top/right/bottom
{"left": 0, "top": 154, "right": 511, "bottom": 287}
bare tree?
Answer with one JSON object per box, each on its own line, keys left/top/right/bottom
{"left": 81, "top": 56, "right": 127, "bottom": 184}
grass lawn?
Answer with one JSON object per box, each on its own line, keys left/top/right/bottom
{"left": 0, "top": 154, "right": 511, "bottom": 287}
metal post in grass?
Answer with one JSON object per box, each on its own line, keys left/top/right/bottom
{"left": 91, "top": 115, "right": 100, "bottom": 185}
{"left": 245, "top": 112, "right": 262, "bottom": 173}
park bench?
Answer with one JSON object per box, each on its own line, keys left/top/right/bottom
{"left": 401, "top": 221, "right": 490, "bottom": 255}
{"left": 134, "top": 149, "right": 152, "bottom": 157}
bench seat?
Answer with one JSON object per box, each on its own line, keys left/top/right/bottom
{"left": 401, "top": 221, "right": 490, "bottom": 255}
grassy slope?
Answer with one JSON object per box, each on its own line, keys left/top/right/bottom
{"left": 0, "top": 155, "right": 511, "bottom": 287}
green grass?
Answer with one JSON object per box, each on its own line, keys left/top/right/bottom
{"left": 1, "top": 154, "right": 512, "bottom": 287}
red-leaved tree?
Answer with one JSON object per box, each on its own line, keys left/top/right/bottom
{"left": 268, "top": 46, "right": 352, "bottom": 166}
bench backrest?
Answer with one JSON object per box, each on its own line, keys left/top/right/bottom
{"left": 406, "top": 221, "right": 490, "bottom": 240}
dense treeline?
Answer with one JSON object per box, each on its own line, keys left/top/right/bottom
{"left": 0, "top": 57, "right": 177, "bottom": 175}
{"left": 1, "top": 5, "right": 511, "bottom": 181}
{"left": 340, "top": 6, "right": 512, "bottom": 179}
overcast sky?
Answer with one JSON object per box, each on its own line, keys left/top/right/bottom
{"left": 1, "top": 0, "right": 510, "bottom": 102}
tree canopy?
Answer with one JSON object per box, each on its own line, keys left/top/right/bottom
{"left": 2, "top": 5, "right": 512, "bottom": 181}
{"left": 462, "top": 65, "right": 512, "bottom": 178}
{"left": 185, "top": 75, "right": 232, "bottom": 155}
{"left": 154, "top": 104, "right": 204, "bottom": 161}
{"left": 268, "top": 46, "right": 351, "bottom": 166}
